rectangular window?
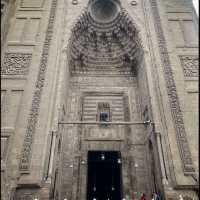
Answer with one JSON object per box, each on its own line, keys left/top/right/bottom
{"left": 97, "top": 102, "right": 111, "bottom": 122}
{"left": 99, "top": 112, "right": 109, "bottom": 122}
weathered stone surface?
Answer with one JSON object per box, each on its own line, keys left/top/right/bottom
{"left": 1, "top": 0, "right": 198, "bottom": 199}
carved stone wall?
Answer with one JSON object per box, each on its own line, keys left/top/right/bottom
{"left": 150, "top": 0, "right": 195, "bottom": 175}
{"left": 1, "top": 0, "right": 60, "bottom": 199}
{"left": 1, "top": 0, "right": 198, "bottom": 199}
{"left": 19, "top": 0, "right": 58, "bottom": 173}
{"left": 59, "top": 75, "right": 150, "bottom": 199}
{"left": 68, "top": 3, "right": 143, "bottom": 76}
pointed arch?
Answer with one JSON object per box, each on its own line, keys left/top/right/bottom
{"left": 67, "top": 0, "right": 143, "bottom": 76}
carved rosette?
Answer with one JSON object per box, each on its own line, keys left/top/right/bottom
{"left": 19, "top": 0, "right": 58, "bottom": 172}
{"left": 150, "top": 0, "right": 195, "bottom": 174}
{"left": 1, "top": 53, "right": 32, "bottom": 75}
{"left": 68, "top": 0, "right": 143, "bottom": 76}
{"left": 179, "top": 55, "right": 199, "bottom": 77}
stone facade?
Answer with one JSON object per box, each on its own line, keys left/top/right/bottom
{"left": 1, "top": 0, "right": 198, "bottom": 200}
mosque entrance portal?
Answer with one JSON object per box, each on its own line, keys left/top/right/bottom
{"left": 87, "top": 151, "right": 123, "bottom": 200}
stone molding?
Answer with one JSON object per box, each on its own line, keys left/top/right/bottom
{"left": 20, "top": 0, "right": 45, "bottom": 8}
{"left": 1, "top": 53, "right": 32, "bottom": 76}
{"left": 179, "top": 55, "right": 199, "bottom": 77}
{"left": 19, "top": 0, "right": 58, "bottom": 172}
{"left": 150, "top": 0, "right": 195, "bottom": 174}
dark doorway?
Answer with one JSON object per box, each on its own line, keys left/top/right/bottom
{"left": 87, "top": 151, "right": 123, "bottom": 200}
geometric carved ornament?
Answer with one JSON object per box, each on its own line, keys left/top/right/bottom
{"left": 1, "top": 53, "right": 32, "bottom": 75}
{"left": 150, "top": 0, "right": 195, "bottom": 174}
{"left": 68, "top": 0, "right": 143, "bottom": 76}
{"left": 19, "top": 0, "right": 58, "bottom": 172}
{"left": 179, "top": 55, "right": 199, "bottom": 77}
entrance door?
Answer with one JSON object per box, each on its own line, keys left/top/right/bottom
{"left": 87, "top": 151, "right": 123, "bottom": 200}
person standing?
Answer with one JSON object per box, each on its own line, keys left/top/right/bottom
{"left": 155, "top": 192, "right": 161, "bottom": 200}
{"left": 151, "top": 193, "right": 156, "bottom": 200}
{"left": 140, "top": 193, "right": 147, "bottom": 200}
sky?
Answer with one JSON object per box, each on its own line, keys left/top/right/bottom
{"left": 193, "top": 0, "right": 199, "bottom": 15}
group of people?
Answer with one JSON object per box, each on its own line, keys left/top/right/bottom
{"left": 139, "top": 192, "right": 161, "bottom": 200}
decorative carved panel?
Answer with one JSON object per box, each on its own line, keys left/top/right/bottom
{"left": 1, "top": 53, "right": 32, "bottom": 75}
{"left": 82, "top": 93, "right": 125, "bottom": 122}
{"left": 7, "top": 18, "right": 27, "bottom": 42}
{"left": 169, "top": 19, "right": 198, "bottom": 47}
{"left": 23, "top": 18, "right": 41, "bottom": 43}
{"left": 19, "top": 0, "right": 58, "bottom": 172}
{"left": 179, "top": 55, "right": 198, "bottom": 77}
{"left": 7, "top": 17, "right": 41, "bottom": 45}
{"left": 82, "top": 93, "right": 127, "bottom": 140}
{"left": 169, "top": 20, "right": 185, "bottom": 46}
{"left": 20, "top": 0, "right": 45, "bottom": 8}
{"left": 150, "top": 0, "right": 195, "bottom": 174}
{"left": 1, "top": 90, "right": 24, "bottom": 129}
{"left": 68, "top": 3, "right": 143, "bottom": 76}
{"left": 182, "top": 20, "right": 198, "bottom": 46}
{"left": 165, "top": 0, "right": 194, "bottom": 13}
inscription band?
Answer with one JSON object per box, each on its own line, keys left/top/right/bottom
{"left": 150, "top": 0, "right": 195, "bottom": 174}
{"left": 19, "top": 0, "right": 58, "bottom": 172}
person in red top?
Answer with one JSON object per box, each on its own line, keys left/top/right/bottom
{"left": 140, "top": 193, "right": 147, "bottom": 200}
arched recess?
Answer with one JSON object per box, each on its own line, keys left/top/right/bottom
{"left": 58, "top": 0, "right": 164, "bottom": 199}
{"left": 67, "top": 0, "right": 144, "bottom": 76}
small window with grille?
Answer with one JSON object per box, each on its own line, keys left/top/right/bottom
{"left": 99, "top": 112, "right": 109, "bottom": 122}
{"left": 97, "top": 102, "right": 110, "bottom": 122}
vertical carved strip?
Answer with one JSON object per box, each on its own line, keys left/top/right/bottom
{"left": 150, "top": 0, "right": 195, "bottom": 174}
{"left": 19, "top": 0, "right": 58, "bottom": 172}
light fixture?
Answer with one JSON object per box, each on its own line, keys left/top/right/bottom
{"left": 131, "top": 1, "right": 137, "bottom": 6}
{"left": 72, "top": 0, "right": 78, "bottom": 5}
{"left": 64, "top": 198, "right": 68, "bottom": 200}
{"left": 93, "top": 198, "right": 96, "bottom": 200}
{"left": 81, "top": 160, "right": 86, "bottom": 164}
{"left": 134, "top": 163, "right": 138, "bottom": 168}
{"left": 101, "top": 153, "right": 105, "bottom": 160}
{"left": 117, "top": 158, "right": 121, "bottom": 164}
{"left": 93, "top": 186, "right": 96, "bottom": 191}
{"left": 111, "top": 186, "right": 115, "bottom": 191}
{"left": 69, "top": 164, "right": 73, "bottom": 168}
{"left": 34, "top": 198, "right": 39, "bottom": 200}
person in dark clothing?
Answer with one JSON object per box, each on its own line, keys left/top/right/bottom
{"left": 156, "top": 192, "right": 162, "bottom": 200}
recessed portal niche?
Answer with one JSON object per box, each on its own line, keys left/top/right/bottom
{"left": 87, "top": 151, "right": 123, "bottom": 200}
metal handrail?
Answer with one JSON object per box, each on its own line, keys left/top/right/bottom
{"left": 58, "top": 120, "right": 153, "bottom": 125}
